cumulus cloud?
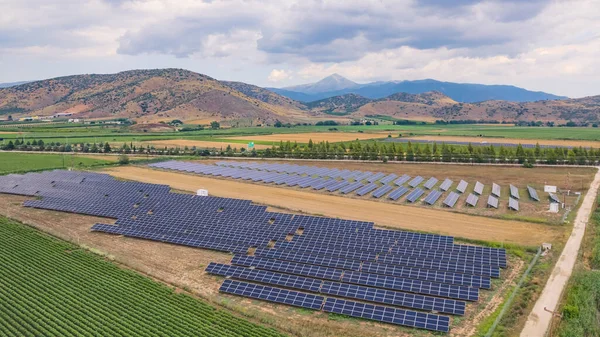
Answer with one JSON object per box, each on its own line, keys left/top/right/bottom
{"left": 0, "top": 0, "right": 599, "bottom": 97}
{"left": 267, "top": 69, "right": 293, "bottom": 82}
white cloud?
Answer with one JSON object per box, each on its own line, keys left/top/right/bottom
{"left": 267, "top": 69, "right": 292, "bottom": 82}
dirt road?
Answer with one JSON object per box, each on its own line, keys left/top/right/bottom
{"left": 104, "top": 166, "right": 562, "bottom": 246}
{"left": 520, "top": 167, "right": 600, "bottom": 337}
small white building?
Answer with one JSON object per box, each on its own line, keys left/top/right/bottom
{"left": 196, "top": 189, "right": 209, "bottom": 196}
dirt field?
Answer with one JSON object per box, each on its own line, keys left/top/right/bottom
{"left": 0, "top": 192, "right": 521, "bottom": 337}
{"left": 142, "top": 139, "right": 271, "bottom": 150}
{"left": 227, "top": 132, "right": 386, "bottom": 143}
{"left": 105, "top": 166, "right": 563, "bottom": 246}
{"left": 206, "top": 159, "right": 594, "bottom": 225}
{"left": 404, "top": 135, "right": 600, "bottom": 148}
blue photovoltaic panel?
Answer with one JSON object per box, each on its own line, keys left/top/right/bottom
{"left": 509, "top": 198, "right": 519, "bottom": 211}
{"left": 388, "top": 186, "right": 410, "bottom": 200}
{"left": 510, "top": 184, "right": 520, "bottom": 199}
{"left": 232, "top": 256, "right": 343, "bottom": 281}
{"left": 406, "top": 188, "right": 425, "bottom": 203}
{"left": 408, "top": 176, "right": 424, "bottom": 187}
{"left": 321, "top": 282, "right": 466, "bottom": 316}
{"left": 394, "top": 174, "right": 411, "bottom": 186}
{"left": 355, "top": 183, "right": 378, "bottom": 196}
{"left": 487, "top": 195, "right": 499, "bottom": 208}
{"left": 219, "top": 279, "right": 324, "bottom": 310}
{"left": 327, "top": 180, "right": 349, "bottom": 192}
{"left": 206, "top": 263, "right": 322, "bottom": 292}
{"left": 340, "top": 182, "right": 364, "bottom": 194}
{"left": 527, "top": 186, "right": 539, "bottom": 201}
{"left": 367, "top": 172, "right": 386, "bottom": 183}
{"left": 466, "top": 193, "right": 479, "bottom": 207}
{"left": 423, "top": 190, "right": 442, "bottom": 205}
{"left": 492, "top": 183, "right": 501, "bottom": 197}
{"left": 456, "top": 180, "right": 468, "bottom": 193}
{"left": 322, "top": 298, "right": 450, "bottom": 332}
{"left": 423, "top": 177, "right": 438, "bottom": 190}
{"left": 439, "top": 179, "right": 453, "bottom": 191}
{"left": 549, "top": 193, "right": 561, "bottom": 203}
{"left": 372, "top": 185, "right": 393, "bottom": 198}
{"left": 443, "top": 192, "right": 459, "bottom": 208}
{"left": 474, "top": 181, "right": 484, "bottom": 195}
{"left": 379, "top": 174, "right": 398, "bottom": 184}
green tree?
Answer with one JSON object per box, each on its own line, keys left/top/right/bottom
{"left": 118, "top": 154, "right": 130, "bottom": 165}
{"left": 210, "top": 121, "right": 220, "bottom": 129}
{"left": 104, "top": 142, "right": 112, "bottom": 153}
{"left": 516, "top": 144, "right": 526, "bottom": 164}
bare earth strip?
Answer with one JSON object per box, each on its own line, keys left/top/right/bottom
{"left": 143, "top": 139, "right": 271, "bottom": 150}
{"left": 227, "top": 132, "right": 385, "bottom": 143}
{"left": 404, "top": 135, "right": 600, "bottom": 148}
{"left": 520, "top": 167, "right": 600, "bottom": 337}
{"left": 105, "top": 166, "right": 561, "bottom": 246}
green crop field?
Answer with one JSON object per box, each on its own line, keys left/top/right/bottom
{"left": 0, "top": 153, "right": 114, "bottom": 174}
{"left": 0, "top": 216, "right": 286, "bottom": 337}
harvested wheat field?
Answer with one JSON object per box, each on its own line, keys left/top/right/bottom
{"left": 105, "top": 166, "right": 561, "bottom": 246}
{"left": 227, "top": 132, "right": 385, "bottom": 143}
{"left": 404, "top": 135, "right": 600, "bottom": 148}
{"left": 143, "top": 139, "right": 271, "bottom": 150}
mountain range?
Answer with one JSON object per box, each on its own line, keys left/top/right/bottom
{"left": 270, "top": 74, "right": 567, "bottom": 103}
{"left": 0, "top": 68, "right": 598, "bottom": 125}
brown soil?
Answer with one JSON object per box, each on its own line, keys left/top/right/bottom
{"left": 105, "top": 166, "right": 564, "bottom": 246}
{"left": 143, "top": 139, "right": 271, "bottom": 150}
{"left": 404, "top": 135, "right": 600, "bottom": 148}
{"left": 226, "top": 132, "right": 386, "bottom": 143}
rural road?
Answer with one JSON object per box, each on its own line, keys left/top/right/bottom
{"left": 521, "top": 167, "right": 600, "bottom": 337}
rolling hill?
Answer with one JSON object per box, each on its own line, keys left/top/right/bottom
{"left": 0, "top": 68, "right": 598, "bottom": 124}
{"left": 0, "top": 69, "right": 313, "bottom": 125}
{"left": 270, "top": 74, "right": 567, "bottom": 103}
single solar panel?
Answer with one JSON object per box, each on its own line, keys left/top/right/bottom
{"left": 423, "top": 190, "right": 442, "bottom": 205}
{"left": 439, "top": 179, "right": 453, "bottom": 191}
{"left": 322, "top": 298, "right": 450, "bottom": 332}
{"left": 549, "top": 193, "right": 561, "bottom": 203}
{"left": 474, "top": 181, "right": 484, "bottom": 195}
{"left": 492, "top": 183, "right": 501, "bottom": 197}
{"left": 406, "top": 188, "right": 425, "bottom": 203}
{"left": 423, "top": 177, "right": 439, "bottom": 190}
{"left": 466, "top": 193, "right": 479, "bottom": 207}
{"left": 527, "top": 186, "right": 539, "bottom": 201}
{"left": 372, "top": 185, "right": 393, "bottom": 198}
{"left": 487, "top": 195, "right": 499, "bottom": 208}
{"left": 394, "top": 174, "right": 411, "bottom": 186}
{"left": 219, "top": 279, "right": 324, "bottom": 310}
{"left": 456, "top": 180, "right": 468, "bottom": 193}
{"left": 355, "top": 183, "right": 378, "bottom": 196}
{"left": 508, "top": 198, "right": 519, "bottom": 211}
{"left": 379, "top": 174, "right": 398, "bottom": 184}
{"left": 388, "top": 186, "right": 410, "bottom": 200}
{"left": 408, "top": 176, "right": 424, "bottom": 187}
{"left": 443, "top": 192, "right": 460, "bottom": 208}
{"left": 509, "top": 184, "right": 520, "bottom": 199}
{"left": 340, "top": 182, "right": 364, "bottom": 194}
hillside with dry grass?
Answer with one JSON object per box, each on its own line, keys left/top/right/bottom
{"left": 1, "top": 68, "right": 598, "bottom": 124}
{"left": 0, "top": 69, "right": 313, "bottom": 125}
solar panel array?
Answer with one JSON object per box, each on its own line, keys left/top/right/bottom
{"left": 0, "top": 169, "right": 510, "bottom": 333}
{"left": 527, "top": 186, "right": 539, "bottom": 201}
{"left": 146, "top": 161, "right": 529, "bottom": 212}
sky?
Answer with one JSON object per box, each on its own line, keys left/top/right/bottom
{"left": 0, "top": 0, "right": 599, "bottom": 97}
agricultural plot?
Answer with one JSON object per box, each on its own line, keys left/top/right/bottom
{"left": 143, "top": 139, "right": 271, "bottom": 150}
{"left": 0, "top": 216, "right": 286, "bottom": 337}
{"left": 0, "top": 152, "right": 113, "bottom": 174}
{"left": 398, "top": 136, "right": 600, "bottom": 149}
{"left": 227, "top": 132, "right": 385, "bottom": 143}
{"left": 0, "top": 170, "right": 517, "bottom": 335}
